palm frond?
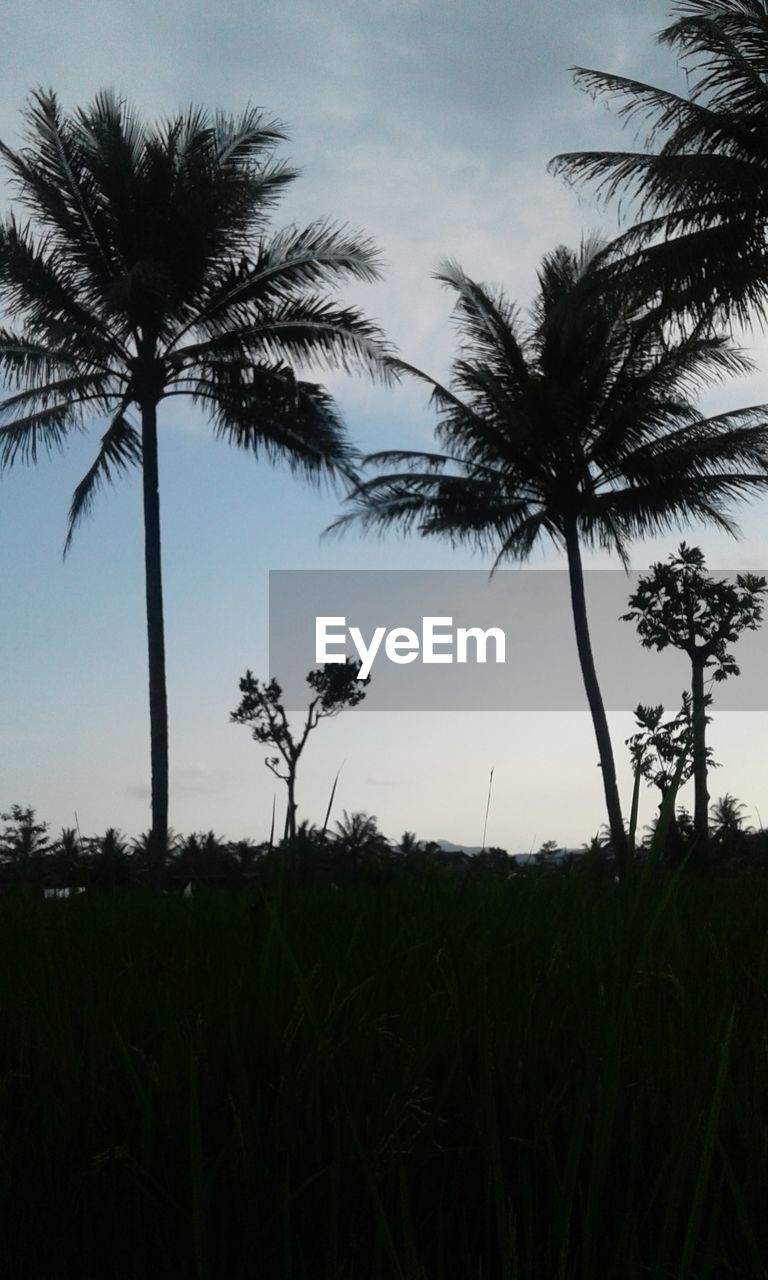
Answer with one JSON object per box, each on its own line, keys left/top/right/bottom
{"left": 548, "top": 3, "right": 768, "bottom": 325}
{"left": 64, "top": 407, "right": 141, "bottom": 554}
{"left": 193, "top": 364, "right": 357, "bottom": 483}
{"left": 0, "top": 329, "right": 114, "bottom": 385}
{"left": 585, "top": 471, "right": 768, "bottom": 543}
{"left": 0, "top": 401, "right": 84, "bottom": 467}
{"left": 563, "top": 67, "right": 751, "bottom": 152}
{"left": 174, "top": 220, "right": 383, "bottom": 348}
{"left": 332, "top": 238, "right": 767, "bottom": 582}
{"left": 0, "top": 216, "right": 124, "bottom": 358}
{"left": 167, "top": 295, "right": 394, "bottom": 381}
{"left": 435, "top": 260, "right": 529, "bottom": 383}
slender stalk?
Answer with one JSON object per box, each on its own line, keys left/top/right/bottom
{"left": 140, "top": 399, "right": 169, "bottom": 858}
{"left": 564, "top": 521, "right": 627, "bottom": 876}
{"left": 268, "top": 795, "right": 276, "bottom": 850}
{"left": 481, "top": 767, "right": 494, "bottom": 851}
{"left": 691, "top": 657, "right": 709, "bottom": 844}
{"left": 321, "top": 763, "right": 345, "bottom": 840}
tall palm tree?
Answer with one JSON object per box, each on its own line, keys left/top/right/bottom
{"left": 550, "top": 0, "right": 768, "bottom": 324}
{"left": 331, "top": 242, "right": 768, "bottom": 874}
{"left": 0, "top": 89, "right": 390, "bottom": 852}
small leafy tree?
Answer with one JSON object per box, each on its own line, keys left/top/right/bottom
{"left": 231, "top": 660, "right": 369, "bottom": 856}
{"left": 623, "top": 545, "right": 766, "bottom": 842}
{"left": 626, "top": 697, "right": 717, "bottom": 861}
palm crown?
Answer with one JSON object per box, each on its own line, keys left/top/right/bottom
{"left": 550, "top": 0, "right": 768, "bottom": 324}
{"left": 0, "top": 89, "right": 389, "bottom": 538}
{"left": 335, "top": 242, "right": 768, "bottom": 560}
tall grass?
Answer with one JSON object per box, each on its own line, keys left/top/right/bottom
{"left": 0, "top": 868, "right": 766, "bottom": 1278}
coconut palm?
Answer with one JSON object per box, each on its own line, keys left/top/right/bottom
{"left": 331, "top": 242, "right": 768, "bottom": 874}
{"left": 710, "top": 791, "right": 752, "bottom": 838}
{"left": 550, "top": 0, "right": 768, "bottom": 324}
{"left": 0, "top": 89, "right": 390, "bottom": 852}
{"left": 333, "top": 810, "right": 390, "bottom": 867}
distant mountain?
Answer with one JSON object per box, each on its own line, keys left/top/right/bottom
{"left": 436, "top": 840, "right": 485, "bottom": 856}
{"left": 436, "top": 840, "right": 586, "bottom": 862}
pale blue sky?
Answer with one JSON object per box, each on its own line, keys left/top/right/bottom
{"left": 2, "top": 0, "right": 767, "bottom": 850}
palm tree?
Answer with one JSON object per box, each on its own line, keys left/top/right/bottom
{"left": 710, "top": 792, "right": 752, "bottom": 839}
{"left": 396, "top": 830, "right": 423, "bottom": 856}
{"left": 0, "top": 89, "right": 390, "bottom": 853}
{"left": 331, "top": 242, "right": 768, "bottom": 875}
{"left": 333, "top": 810, "right": 390, "bottom": 868}
{"left": 550, "top": 0, "right": 768, "bottom": 324}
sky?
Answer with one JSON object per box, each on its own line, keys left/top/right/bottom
{"left": 2, "top": 0, "right": 768, "bottom": 851}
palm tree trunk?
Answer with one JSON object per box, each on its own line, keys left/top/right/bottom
{"left": 140, "top": 400, "right": 169, "bottom": 857}
{"left": 691, "top": 656, "right": 709, "bottom": 845}
{"left": 564, "top": 522, "right": 628, "bottom": 876}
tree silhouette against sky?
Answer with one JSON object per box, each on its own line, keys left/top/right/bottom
{"left": 231, "top": 659, "right": 369, "bottom": 856}
{"left": 0, "top": 89, "right": 390, "bottom": 853}
{"left": 551, "top": 0, "right": 768, "bottom": 325}
{"left": 332, "top": 241, "right": 768, "bottom": 875}
{"left": 623, "top": 543, "right": 766, "bottom": 843}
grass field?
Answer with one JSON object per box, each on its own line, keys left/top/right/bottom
{"left": 0, "top": 865, "right": 766, "bottom": 1279}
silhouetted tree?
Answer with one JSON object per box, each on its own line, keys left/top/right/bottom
{"left": 623, "top": 544, "right": 765, "bottom": 841}
{"left": 582, "top": 827, "right": 612, "bottom": 871}
{"left": 643, "top": 803, "right": 695, "bottom": 852}
{"left": 333, "top": 810, "right": 390, "bottom": 868}
{"left": 474, "top": 846, "right": 511, "bottom": 874}
{"left": 131, "top": 827, "right": 179, "bottom": 881}
{"left": 229, "top": 838, "right": 262, "bottom": 873}
{"left": 332, "top": 242, "right": 768, "bottom": 875}
{"left": 0, "top": 805, "right": 49, "bottom": 864}
{"left": 626, "top": 696, "right": 717, "bottom": 860}
{"left": 51, "top": 827, "right": 83, "bottom": 885}
{"left": 551, "top": 1, "right": 768, "bottom": 325}
{"left": 710, "top": 793, "right": 752, "bottom": 842}
{"left": 0, "top": 90, "right": 389, "bottom": 855}
{"left": 175, "top": 831, "right": 237, "bottom": 883}
{"left": 85, "top": 827, "right": 131, "bottom": 891}
{"left": 231, "top": 660, "right": 369, "bottom": 858}
{"left": 396, "top": 831, "right": 423, "bottom": 857}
